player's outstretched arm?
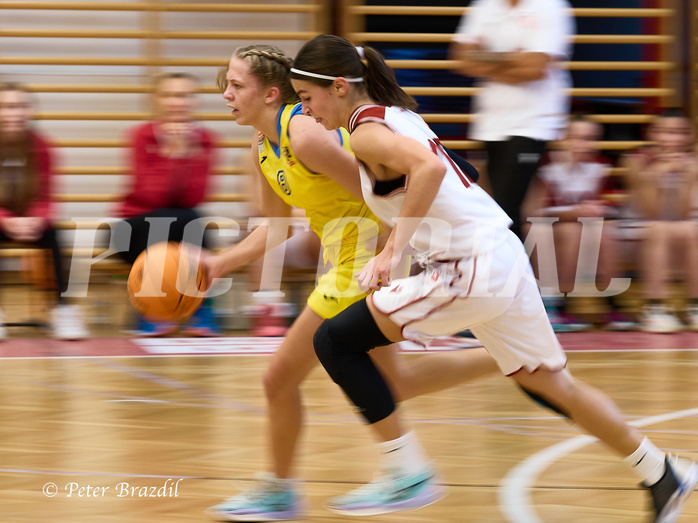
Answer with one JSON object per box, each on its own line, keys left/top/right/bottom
{"left": 202, "top": 142, "right": 293, "bottom": 283}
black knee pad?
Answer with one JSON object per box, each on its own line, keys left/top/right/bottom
{"left": 314, "top": 299, "right": 394, "bottom": 424}
{"left": 519, "top": 384, "right": 570, "bottom": 419}
{"left": 315, "top": 299, "right": 390, "bottom": 354}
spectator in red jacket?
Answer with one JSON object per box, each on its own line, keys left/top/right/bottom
{"left": 114, "top": 72, "right": 219, "bottom": 336}
{"left": 0, "top": 82, "right": 87, "bottom": 339}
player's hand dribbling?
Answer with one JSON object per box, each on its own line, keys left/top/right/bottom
{"left": 178, "top": 243, "right": 215, "bottom": 292}
{"left": 194, "top": 248, "right": 223, "bottom": 292}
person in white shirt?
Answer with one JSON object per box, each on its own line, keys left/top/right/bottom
{"left": 291, "top": 33, "right": 698, "bottom": 521}
{"left": 450, "top": 0, "right": 574, "bottom": 240}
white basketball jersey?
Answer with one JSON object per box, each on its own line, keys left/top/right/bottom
{"left": 348, "top": 105, "right": 512, "bottom": 261}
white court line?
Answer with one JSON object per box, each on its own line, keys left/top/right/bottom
{"left": 499, "top": 407, "right": 698, "bottom": 523}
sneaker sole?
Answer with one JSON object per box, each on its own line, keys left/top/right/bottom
{"left": 326, "top": 482, "right": 446, "bottom": 517}
{"left": 657, "top": 461, "right": 698, "bottom": 523}
{"left": 206, "top": 507, "right": 302, "bottom": 522}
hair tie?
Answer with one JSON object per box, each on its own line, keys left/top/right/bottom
{"left": 356, "top": 46, "right": 365, "bottom": 59}
{"left": 290, "top": 68, "right": 363, "bottom": 83}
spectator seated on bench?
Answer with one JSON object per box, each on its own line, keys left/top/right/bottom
{"left": 0, "top": 82, "right": 87, "bottom": 340}
{"left": 624, "top": 107, "right": 698, "bottom": 333}
{"left": 112, "top": 72, "right": 221, "bottom": 337}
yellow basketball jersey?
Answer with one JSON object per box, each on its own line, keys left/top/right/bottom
{"left": 258, "top": 103, "right": 380, "bottom": 266}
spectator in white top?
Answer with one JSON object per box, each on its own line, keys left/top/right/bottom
{"left": 532, "top": 115, "right": 635, "bottom": 332}
{"left": 450, "top": 0, "right": 574, "bottom": 240}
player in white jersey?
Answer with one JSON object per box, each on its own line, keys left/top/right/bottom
{"left": 291, "top": 34, "right": 697, "bottom": 521}
{"left": 352, "top": 104, "right": 511, "bottom": 262}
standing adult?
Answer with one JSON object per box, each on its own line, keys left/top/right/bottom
{"left": 450, "top": 0, "right": 574, "bottom": 240}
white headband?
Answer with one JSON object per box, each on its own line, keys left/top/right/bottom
{"left": 356, "top": 46, "right": 365, "bottom": 59}
{"left": 290, "top": 68, "right": 363, "bottom": 82}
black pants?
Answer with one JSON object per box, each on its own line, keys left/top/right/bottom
{"left": 485, "top": 137, "right": 547, "bottom": 241}
{"left": 0, "top": 225, "right": 65, "bottom": 302}
{"left": 114, "top": 207, "right": 208, "bottom": 265}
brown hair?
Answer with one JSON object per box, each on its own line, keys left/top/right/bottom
{"left": 152, "top": 71, "right": 198, "bottom": 88}
{"left": 0, "top": 83, "right": 40, "bottom": 216}
{"left": 291, "top": 34, "right": 417, "bottom": 110}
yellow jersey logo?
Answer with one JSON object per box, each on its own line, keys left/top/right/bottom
{"left": 277, "top": 170, "right": 292, "bottom": 195}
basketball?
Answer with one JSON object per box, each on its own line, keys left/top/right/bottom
{"left": 127, "top": 241, "right": 206, "bottom": 323}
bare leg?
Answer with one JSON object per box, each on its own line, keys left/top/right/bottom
{"left": 512, "top": 367, "right": 643, "bottom": 456}
{"left": 553, "top": 222, "right": 582, "bottom": 295}
{"left": 263, "top": 306, "right": 324, "bottom": 479}
{"left": 369, "top": 408, "right": 405, "bottom": 442}
{"left": 373, "top": 345, "right": 500, "bottom": 401}
{"left": 642, "top": 221, "right": 669, "bottom": 301}
{"left": 679, "top": 221, "right": 698, "bottom": 298}
{"left": 264, "top": 303, "right": 499, "bottom": 478}
{"left": 596, "top": 221, "right": 617, "bottom": 291}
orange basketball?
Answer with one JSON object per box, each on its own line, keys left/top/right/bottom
{"left": 127, "top": 241, "right": 206, "bottom": 323}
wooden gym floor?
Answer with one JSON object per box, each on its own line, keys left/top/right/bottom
{"left": 0, "top": 331, "right": 697, "bottom": 522}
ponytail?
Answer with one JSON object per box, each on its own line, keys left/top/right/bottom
{"left": 292, "top": 35, "right": 417, "bottom": 110}
{"left": 362, "top": 45, "right": 417, "bottom": 111}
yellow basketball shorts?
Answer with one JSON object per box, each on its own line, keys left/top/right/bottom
{"left": 307, "top": 247, "right": 372, "bottom": 320}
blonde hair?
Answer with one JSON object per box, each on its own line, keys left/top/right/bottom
{"left": 217, "top": 44, "right": 299, "bottom": 105}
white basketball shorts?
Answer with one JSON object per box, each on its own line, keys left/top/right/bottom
{"left": 370, "top": 230, "right": 566, "bottom": 376}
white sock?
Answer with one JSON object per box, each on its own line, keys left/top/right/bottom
{"left": 377, "top": 431, "right": 429, "bottom": 477}
{"left": 264, "top": 473, "right": 294, "bottom": 492}
{"left": 252, "top": 290, "right": 285, "bottom": 306}
{"left": 623, "top": 437, "right": 666, "bottom": 486}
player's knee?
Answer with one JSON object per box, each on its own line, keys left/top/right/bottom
{"left": 261, "top": 356, "right": 302, "bottom": 403}
{"left": 314, "top": 301, "right": 391, "bottom": 376}
{"left": 261, "top": 367, "right": 283, "bottom": 403}
{"left": 519, "top": 385, "right": 571, "bottom": 419}
{"left": 313, "top": 319, "right": 343, "bottom": 382}
{"left": 314, "top": 318, "right": 396, "bottom": 424}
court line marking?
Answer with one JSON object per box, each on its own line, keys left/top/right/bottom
{"left": 499, "top": 407, "right": 698, "bottom": 523}
{"left": 3, "top": 347, "right": 698, "bottom": 361}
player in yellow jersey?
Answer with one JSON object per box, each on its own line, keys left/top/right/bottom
{"left": 252, "top": 102, "right": 379, "bottom": 318}
{"left": 204, "top": 45, "right": 499, "bottom": 521}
